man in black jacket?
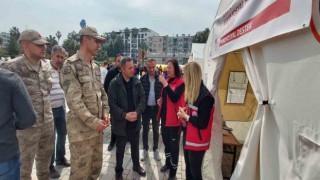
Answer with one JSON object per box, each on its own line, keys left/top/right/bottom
{"left": 108, "top": 57, "right": 146, "bottom": 180}
{"left": 104, "top": 54, "right": 122, "bottom": 151}
{"left": 140, "top": 58, "right": 163, "bottom": 161}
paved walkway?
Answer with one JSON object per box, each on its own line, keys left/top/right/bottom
{"left": 32, "top": 125, "right": 217, "bottom": 180}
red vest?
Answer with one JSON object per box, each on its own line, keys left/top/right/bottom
{"left": 185, "top": 100, "right": 214, "bottom": 151}
{"left": 157, "top": 77, "right": 185, "bottom": 127}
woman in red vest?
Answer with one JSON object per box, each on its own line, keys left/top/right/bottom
{"left": 157, "top": 59, "right": 185, "bottom": 180}
{"left": 177, "top": 62, "right": 215, "bottom": 180}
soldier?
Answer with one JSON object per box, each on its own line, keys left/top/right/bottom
{"left": 1, "top": 29, "right": 55, "bottom": 180}
{"left": 59, "top": 26, "right": 110, "bottom": 180}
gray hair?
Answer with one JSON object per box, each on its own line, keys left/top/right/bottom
{"left": 120, "top": 57, "right": 133, "bottom": 67}
{"left": 147, "top": 58, "right": 156, "bottom": 63}
{"left": 51, "top": 45, "right": 66, "bottom": 55}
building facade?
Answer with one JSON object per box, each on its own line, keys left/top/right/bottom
{"left": 0, "top": 32, "right": 10, "bottom": 48}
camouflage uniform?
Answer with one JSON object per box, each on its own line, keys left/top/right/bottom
{"left": 59, "top": 51, "right": 109, "bottom": 180}
{"left": 1, "top": 55, "right": 54, "bottom": 180}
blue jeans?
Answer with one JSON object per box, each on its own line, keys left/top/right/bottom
{"left": 51, "top": 106, "right": 67, "bottom": 168}
{"left": 0, "top": 155, "right": 20, "bottom": 180}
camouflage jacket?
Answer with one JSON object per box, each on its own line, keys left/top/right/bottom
{"left": 0, "top": 55, "right": 53, "bottom": 127}
{"left": 59, "top": 51, "right": 109, "bottom": 142}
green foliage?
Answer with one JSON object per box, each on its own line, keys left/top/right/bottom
{"left": 0, "top": 48, "right": 8, "bottom": 57}
{"left": 62, "top": 31, "right": 80, "bottom": 56}
{"left": 139, "top": 41, "right": 148, "bottom": 51}
{"left": 192, "top": 28, "right": 210, "bottom": 43}
{"left": 46, "top": 35, "right": 58, "bottom": 56}
{"left": 131, "top": 28, "right": 139, "bottom": 38}
{"left": 124, "top": 27, "right": 130, "bottom": 54}
{"left": 7, "top": 27, "right": 21, "bottom": 58}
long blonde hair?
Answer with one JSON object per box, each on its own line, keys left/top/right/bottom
{"left": 183, "top": 62, "right": 202, "bottom": 104}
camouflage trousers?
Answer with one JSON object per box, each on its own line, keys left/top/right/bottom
{"left": 17, "top": 122, "right": 54, "bottom": 180}
{"left": 69, "top": 133, "right": 103, "bottom": 180}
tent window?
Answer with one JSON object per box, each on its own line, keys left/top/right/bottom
{"left": 227, "top": 72, "right": 248, "bottom": 104}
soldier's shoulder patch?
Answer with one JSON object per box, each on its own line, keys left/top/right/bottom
{"left": 62, "top": 66, "right": 71, "bottom": 74}
{"left": 74, "top": 61, "right": 83, "bottom": 71}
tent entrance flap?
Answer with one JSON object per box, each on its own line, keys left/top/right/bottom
{"left": 217, "top": 52, "right": 257, "bottom": 121}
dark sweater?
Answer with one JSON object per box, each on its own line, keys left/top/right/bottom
{"left": 0, "top": 68, "right": 36, "bottom": 162}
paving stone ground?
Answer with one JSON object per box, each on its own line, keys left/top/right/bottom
{"left": 31, "top": 124, "right": 232, "bottom": 180}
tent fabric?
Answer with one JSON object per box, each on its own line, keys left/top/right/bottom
{"left": 192, "top": 43, "right": 206, "bottom": 59}
{"left": 203, "top": 0, "right": 320, "bottom": 179}
{"left": 231, "top": 25, "right": 320, "bottom": 179}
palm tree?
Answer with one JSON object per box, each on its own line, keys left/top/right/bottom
{"left": 56, "top": 31, "right": 62, "bottom": 44}
{"left": 124, "top": 28, "right": 130, "bottom": 55}
{"left": 110, "top": 31, "right": 117, "bottom": 43}
{"left": 131, "top": 28, "right": 139, "bottom": 39}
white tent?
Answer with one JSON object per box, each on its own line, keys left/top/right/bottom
{"left": 190, "top": 43, "right": 206, "bottom": 67}
{"left": 204, "top": 0, "right": 320, "bottom": 179}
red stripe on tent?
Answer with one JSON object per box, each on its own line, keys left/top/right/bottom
{"left": 310, "top": 17, "right": 320, "bottom": 43}
{"left": 220, "top": 0, "right": 291, "bottom": 46}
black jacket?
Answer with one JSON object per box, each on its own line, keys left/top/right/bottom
{"left": 140, "top": 73, "right": 163, "bottom": 107}
{"left": 104, "top": 67, "right": 120, "bottom": 95}
{"left": 108, "top": 74, "right": 146, "bottom": 136}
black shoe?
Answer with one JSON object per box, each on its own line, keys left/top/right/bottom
{"left": 168, "top": 177, "right": 177, "bottom": 180}
{"left": 49, "top": 167, "right": 60, "bottom": 178}
{"left": 108, "top": 142, "right": 115, "bottom": 151}
{"left": 133, "top": 166, "right": 146, "bottom": 176}
{"left": 115, "top": 173, "right": 123, "bottom": 180}
{"left": 56, "top": 157, "right": 70, "bottom": 167}
{"left": 160, "top": 164, "right": 170, "bottom": 172}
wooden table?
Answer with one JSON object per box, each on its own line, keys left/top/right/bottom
{"left": 223, "top": 131, "right": 241, "bottom": 179}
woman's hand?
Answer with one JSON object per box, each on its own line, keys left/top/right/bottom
{"left": 177, "top": 107, "right": 188, "bottom": 120}
{"left": 159, "top": 73, "right": 168, "bottom": 87}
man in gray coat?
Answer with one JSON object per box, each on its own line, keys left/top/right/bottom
{"left": 108, "top": 57, "right": 146, "bottom": 180}
{"left": 0, "top": 68, "right": 36, "bottom": 179}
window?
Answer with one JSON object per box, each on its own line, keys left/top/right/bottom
{"left": 227, "top": 72, "right": 249, "bottom": 104}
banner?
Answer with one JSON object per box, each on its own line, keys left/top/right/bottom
{"left": 210, "top": 0, "right": 313, "bottom": 58}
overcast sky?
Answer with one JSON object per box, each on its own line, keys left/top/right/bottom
{"left": 1, "top": 0, "right": 219, "bottom": 41}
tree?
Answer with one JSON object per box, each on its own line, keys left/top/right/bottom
{"left": 0, "top": 37, "right": 3, "bottom": 46}
{"left": 110, "top": 31, "right": 117, "bottom": 42}
{"left": 131, "top": 28, "right": 139, "bottom": 39}
{"left": 46, "top": 35, "right": 58, "bottom": 56}
{"left": 7, "top": 27, "right": 21, "bottom": 58}
{"left": 56, "top": 31, "right": 62, "bottom": 44}
{"left": 139, "top": 41, "right": 148, "bottom": 51}
{"left": 192, "top": 28, "right": 210, "bottom": 43}
{"left": 0, "top": 48, "right": 7, "bottom": 57}
{"left": 62, "top": 31, "right": 79, "bottom": 56}
{"left": 124, "top": 27, "right": 130, "bottom": 54}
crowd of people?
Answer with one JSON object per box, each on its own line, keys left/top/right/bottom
{"left": 0, "top": 26, "right": 215, "bottom": 180}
